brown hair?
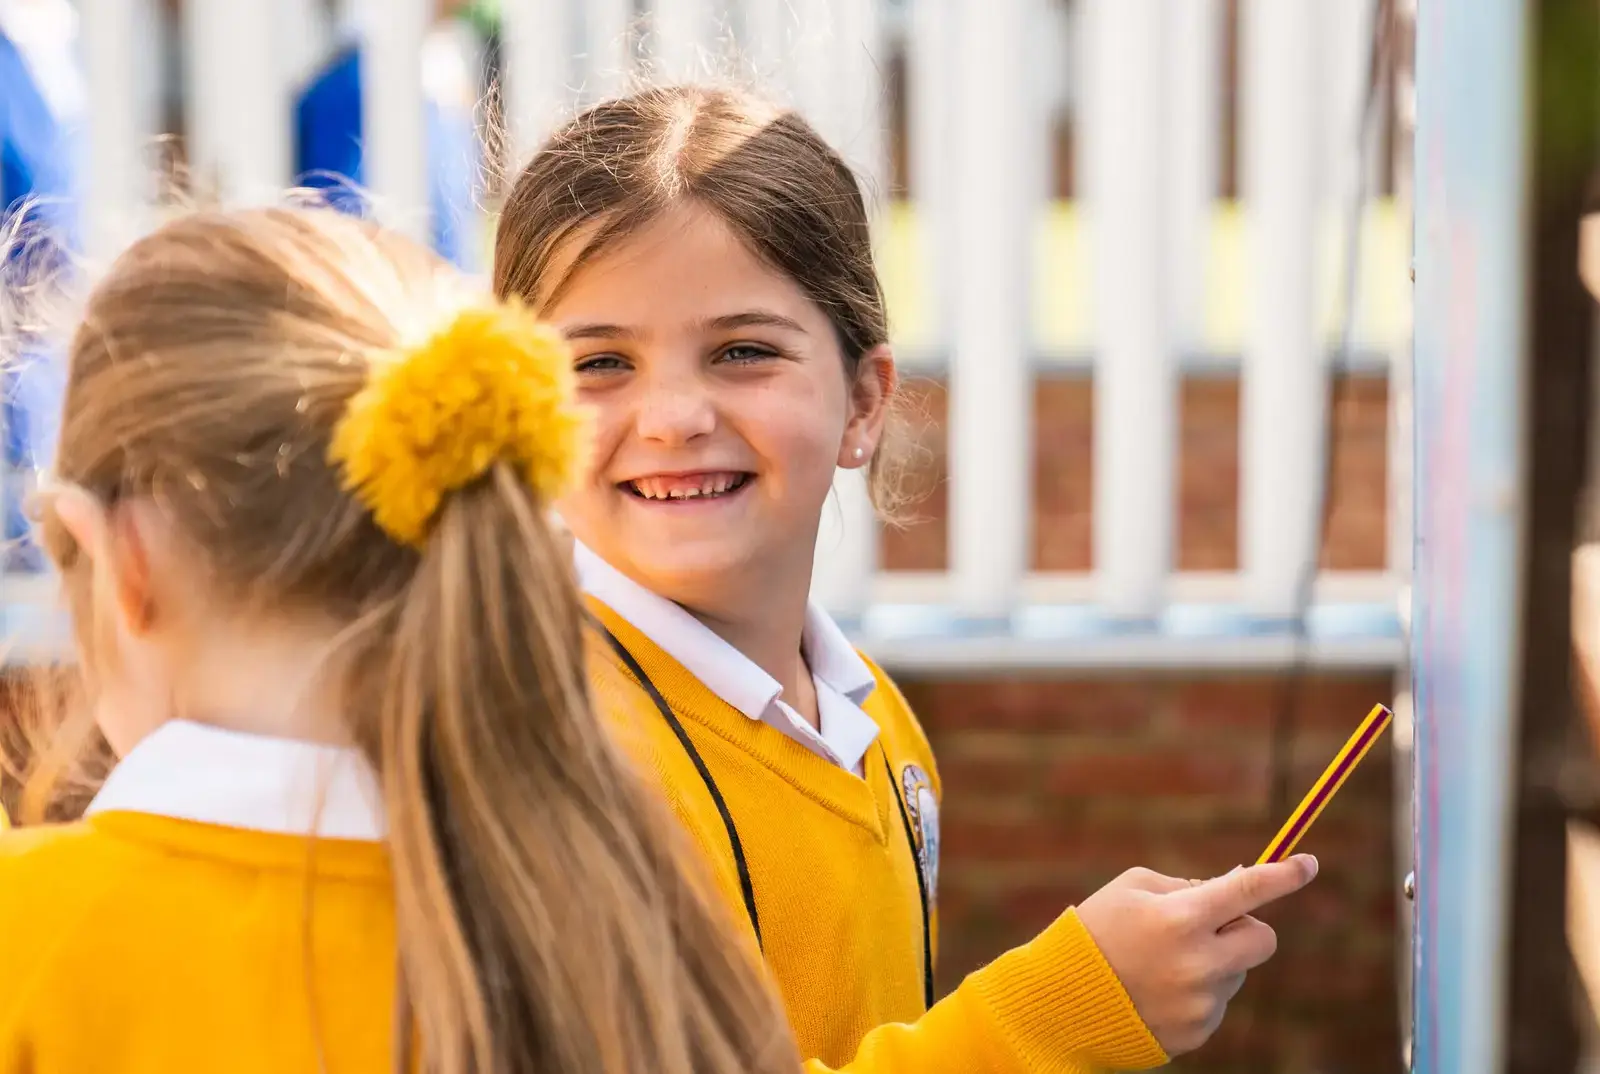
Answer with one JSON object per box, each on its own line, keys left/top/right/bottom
{"left": 23, "top": 206, "right": 797, "bottom": 1074}
{"left": 492, "top": 84, "right": 915, "bottom": 517}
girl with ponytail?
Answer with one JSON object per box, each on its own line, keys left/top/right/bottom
{"left": 0, "top": 205, "right": 798, "bottom": 1074}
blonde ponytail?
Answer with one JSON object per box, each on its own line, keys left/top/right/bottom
{"left": 31, "top": 206, "right": 797, "bottom": 1074}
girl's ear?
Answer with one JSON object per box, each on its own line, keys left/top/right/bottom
{"left": 53, "top": 486, "right": 157, "bottom": 638}
{"left": 839, "top": 345, "right": 898, "bottom": 470}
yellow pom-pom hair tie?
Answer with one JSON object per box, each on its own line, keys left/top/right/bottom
{"left": 328, "top": 302, "right": 590, "bottom": 547}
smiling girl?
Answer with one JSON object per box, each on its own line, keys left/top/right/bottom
{"left": 494, "top": 85, "right": 1318, "bottom": 1073}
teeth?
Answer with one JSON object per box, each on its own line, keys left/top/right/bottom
{"left": 629, "top": 473, "right": 744, "bottom": 500}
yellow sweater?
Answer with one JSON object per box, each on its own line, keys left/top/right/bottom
{"left": 586, "top": 600, "right": 1167, "bottom": 1074}
{"left": 0, "top": 813, "right": 395, "bottom": 1072}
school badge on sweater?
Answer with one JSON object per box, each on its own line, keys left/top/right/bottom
{"left": 899, "top": 764, "right": 940, "bottom": 903}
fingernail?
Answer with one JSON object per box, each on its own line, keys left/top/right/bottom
{"left": 1228, "top": 865, "right": 1245, "bottom": 875}
{"left": 1296, "top": 854, "right": 1319, "bottom": 878}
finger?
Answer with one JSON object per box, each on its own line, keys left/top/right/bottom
{"left": 1183, "top": 855, "right": 1318, "bottom": 925}
{"left": 1213, "top": 914, "right": 1278, "bottom": 973}
{"left": 1119, "top": 867, "right": 1192, "bottom": 896}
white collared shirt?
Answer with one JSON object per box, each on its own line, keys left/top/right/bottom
{"left": 86, "top": 720, "right": 384, "bottom": 840}
{"left": 574, "top": 542, "right": 881, "bottom": 774}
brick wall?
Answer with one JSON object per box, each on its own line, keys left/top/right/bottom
{"left": 883, "top": 373, "right": 1403, "bottom": 1073}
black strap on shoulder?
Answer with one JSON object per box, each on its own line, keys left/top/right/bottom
{"left": 594, "top": 620, "right": 763, "bottom": 951}
{"left": 882, "top": 747, "right": 935, "bottom": 1010}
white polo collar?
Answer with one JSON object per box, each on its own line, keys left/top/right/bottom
{"left": 86, "top": 720, "right": 384, "bottom": 841}
{"left": 574, "top": 542, "right": 881, "bottom": 771}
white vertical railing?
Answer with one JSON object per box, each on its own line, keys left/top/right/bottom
{"left": 80, "top": 0, "right": 156, "bottom": 260}
{"left": 357, "top": 0, "right": 429, "bottom": 244}
{"left": 277, "top": 0, "right": 334, "bottom": 96}
{"left": 582, "top": 0, "right": 635, "bottom": 101}
{"left": 182, "top": 0, "right": 288, "bottom": 203}
{"left": 832, "top": 0, "right": 886, "bottom": 198}
{"left": 908, "top": 0, "right": 955, "bottom": 346}
{"left": 650, "top": 0, "right": 718, "bottom": 81}
{"left": 1240, "top": 0, "right": 1322, "bottom": 618}
{"left": 501, "top": 0, "right": 576, "bottom": 165}
{"left": 742, "top": 0, "right": 791, "bottom": 96}
{"left": 1321, "top": 0, "right": 1375, "bottom": 209}
{"left": 788, "top": 0, "right": 847, "bottom": 146}
{"left": 809, "top": 0, "right": 886, "bottom": 619}
{"left": 1167, "top": 0, "right": 1221, "bottom": 356}
{"left": 52, "top": 0, "right": 1408, "bottom": 667}
{"left": 1084, "top": 0, "right": 1174, "bottom": 619}
{"left": 948, "top": 0, "right": 1036, "bottom": 619}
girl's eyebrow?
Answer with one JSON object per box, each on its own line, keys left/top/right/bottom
{"left": 701, "top": 311, "right": 808, "bottom": 334}
{"left": 560, "top": 310, "right": 808, "bottom": 341}
{"left": 561, "top": 322, "right": 637, "bottom": 341}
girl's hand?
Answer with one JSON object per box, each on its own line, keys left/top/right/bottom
{"left": 1075, "top": 856, "right": 1318, "bottom": 1056}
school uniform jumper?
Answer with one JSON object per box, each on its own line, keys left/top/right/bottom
{"left": 577, "top": 544, "right": 1168, "bottom": 1074}
{"left": 0, "top": 723, "right": 396, "bottom": 1072}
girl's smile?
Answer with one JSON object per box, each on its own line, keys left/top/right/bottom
{"left": 546, "top": 201, "right": 868, "bottom": 613}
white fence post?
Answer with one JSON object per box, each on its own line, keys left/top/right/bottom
{"left": 582, "top": 0, "right": 635, "bottom": 101}
{"left": 650, "top": 0, "right": 718, "bottom": 81}
{"left": 183, "top": 0, "right": 289, "bottom": 204}
{"left": 1241, "top": 0, "right": 1323, "bottom": 618}
{"left": 501, "top": 0, "right": 576, "bottom": 166}
{"left": 356, "top": 0, "right": 430, "bottom": 244}
{"left": 80, "top": 0, "right": 159, "bottom": 259}
{"left": 1168, "top": 0, "right": 1221, "bottom": 356}
{"left": 741, "top": 0, "right": 790, "bottom": 93}
{"left": 948, "top": 0, "right": 1037, "bottom": 620}
{"left": 832, "top": 0, "right": 887, "bottom": 201}
{"left": 1084, "top": 0, "right": 1174, "bottom": 619}
{"left": 813, "top": 471, "right": 879, "bottom": 620}
{"left": 277, "top": 0, "right": 335, "bottom": 97}
{"left": 789, "top": 0, "right": 846, "bottom": 145}
{"left": 810, "top": 0, "right": 886, "bottom": 622}
{"left": 908, "top": 0, "right": 955, "bottom": 351}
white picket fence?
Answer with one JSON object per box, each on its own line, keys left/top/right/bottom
{"left": 22, "top": 0, "right": 1409, "bottom": 670}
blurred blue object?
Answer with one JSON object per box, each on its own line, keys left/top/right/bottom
{"left": 0, "top": 22, "right": 81, "bottom": 574}
{"left": 295, "top": 45, "right": 482, "bottom": 270}
{"left": 0, "top": 30, "right": 79, "bottom": 248}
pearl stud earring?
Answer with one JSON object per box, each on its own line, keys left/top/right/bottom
{"left": 853, "top": 447, "right": 865, "bottom": 460}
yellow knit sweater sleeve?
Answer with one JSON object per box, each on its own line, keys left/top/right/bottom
{"left": 820, "top": 659, "right": 1166, "bottom": 1073}
{"left": 800, "top": 906, "right": 1167, "bottom": 1074}
{"left": 584, "top": 619, "right": 1167, "bottom": 1074}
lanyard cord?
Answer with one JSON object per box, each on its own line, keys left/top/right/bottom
{"left": 594, "top": 619, "right": 934, "bottom": 1009}
{"left": 596, "top": 621, "right": 763, "bottom": 951}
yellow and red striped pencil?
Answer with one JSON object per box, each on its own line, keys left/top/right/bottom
{"left": 1257, "top": 703, "right": 1394, "bottom": 865}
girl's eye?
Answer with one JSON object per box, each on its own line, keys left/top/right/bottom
{"left": 718, "top": 343, "right": 779, "bottom": 364}
{"left": 574, "top": 354, "right": 630, "bottom": 375}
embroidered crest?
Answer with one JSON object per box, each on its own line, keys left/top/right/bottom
{"left": 900, "top": 763, "right": 940, "bottom": 904}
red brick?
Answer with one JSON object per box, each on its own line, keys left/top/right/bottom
{"left": 1320, "top": 376, "right": 1390, "bottom": 571}
{"left": 901, "top": 667, "right": 1398, "bottom": 1074}
{"left": 1031, "top": 376, "right": 1094, "bottom": 571}
{"left": 1172, "top": 678, "right": 1281, "bottom": 733}
{"left": 1046, "top": 746, "right": 1270, "bottom": 802}
{"left": 910, "top": 677, "right": 1163, "bottom": 735}
{"left": 1297, "top": 677, "right": 1397, "bottom": 730}
{"left": 934, "top": 750, "right": 1043, "bottom": 800}
{"left": 939, "top": 815, "right": 1154, "bottom": 867}
{"left": 878, "top": 372, "right": 1388, "bottom": 577}
{"left": 1143, "top": 830, "right": 1270, "bottom": 878}
{"left": 997, "top": 881, "right": 1095, "bottom": 934}
{"left": 1179, "top": 376, "right": 1243, "bottom": 570}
